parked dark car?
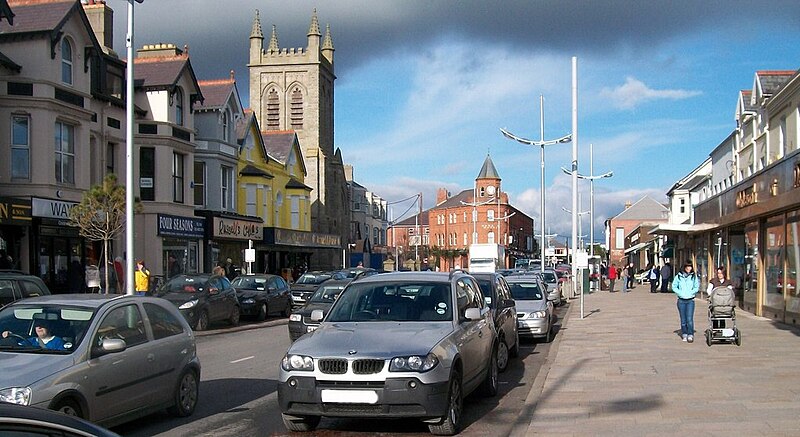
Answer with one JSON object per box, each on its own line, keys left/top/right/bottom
{"left": 0, "top": 403, "right": 121, "bottom": 437}
{"left": 155, "top": 274, "right": 240, "bottom": 331}
{"left": 231, "top": 274, "right": 292, "bottom": 320}
{"left": 335, "top": 267, "right": 378, "bottom": 279}
{"left": 290, "top": 271, "right": 333, "bottom": 308}
{"left": 0, "top": 271, "right": 51, "bottom": 307}
{"left": 287, "top": 278, "right": 351, "bottom": 342}
{"left": 472, "top": 272, "right": 519, "bottom": 372}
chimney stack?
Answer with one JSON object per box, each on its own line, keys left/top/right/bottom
{"left": 82, "top": 0, "right": 113, "bottom": 52}
{"left": 436, "top": 188, "right": 449, "bottom": 205}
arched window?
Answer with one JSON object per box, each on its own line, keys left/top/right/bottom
{"left": 61, "top": 39, "right": 73, "bottom": 85}
{"left": 175, "top": 88, "right": 184, "bottom": 126}
{"left": 266, "top": 89, "right": 279, "bottom": 130}
{"left": 290, "top": 87, "right": 303, "bottom": 129}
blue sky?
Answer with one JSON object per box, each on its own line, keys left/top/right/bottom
{"left": 118, "top": 0, "right": 800, "bottom": 238}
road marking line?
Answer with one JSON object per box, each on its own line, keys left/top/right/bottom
{"left": 230, "top": 356, "right": 255, "bottom": 364}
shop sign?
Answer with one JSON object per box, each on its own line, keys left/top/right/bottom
{"left": 157, "top": 214, "right": 205, "bottom": 239}
{"left": 213, "top": 217, "right": 263, "bottom": 241}
{"left": 0, "top": 197, "right": 32, "bottom": 225}
{"left": 736, "top": 184, "right": 757, "bottom": 209}
{"left": 32, "top": 198, "right": 77, "bottom": 219}
{"left": 273, "top": 228, "right": 341, "bottom": 248}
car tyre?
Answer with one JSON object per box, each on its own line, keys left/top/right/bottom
{"left": 195, "top": 310, "right": 209, "bottom": 331}
{"left": 428, "top": 371, "right": 462, "bottom": 436}
{"left": 282, "top": 302, "right": 291, "bottom": 317}
{"left": 168, "top": 369, "right": 199, "bottom": 417}
{"left": 257, "top": 303, "right": 268, "bottom": 321}
{"left": 229, "top": 305, "right": 241, "bottom": 326}
{"left": 282, "top": 413, "right": 320, "bottom": 432}
{"left": 543, "top": 323, "right": 554, "bottom": 343}
{"left": 53, "top": 398, "right": 83, "bottom": 419}
{"left": 509, "top": 329, "right": 520, "bottom": 358}
{"left": 497, "top": 338, "right": 509, "bottom": 373}
{"left": 479, "top": 347, "right": 499, "bottom": 397}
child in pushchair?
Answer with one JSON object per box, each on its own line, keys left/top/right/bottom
{"left": 705, "top": 284, "right": 741, "bottom": 346}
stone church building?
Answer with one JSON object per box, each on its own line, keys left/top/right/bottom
{"left": 247, "top": 10, "right": 349, "bottom": 269}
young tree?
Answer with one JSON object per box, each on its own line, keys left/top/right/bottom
{"left": 68, "top": 174, "right": 138, "bottom": 293}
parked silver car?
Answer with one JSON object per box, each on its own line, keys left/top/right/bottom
{"left": 0, "top": 294, "right": 200, "bottom": 428}
{"left": 505, "top": 275, "right": 555, "bottom": 342}
{"left": 278, "top": 271, "right": 498, "bottom": 435}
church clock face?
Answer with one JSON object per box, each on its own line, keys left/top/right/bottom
{"left": 486, "top": 185, "right": 496, "bottom": 196}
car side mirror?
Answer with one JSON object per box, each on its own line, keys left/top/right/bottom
{"left": 310, "top": 309, "right": 324, "bottom": 322}
{"left": 102, "top": 338, "right": 127, "bottom": 353}
{"left": 502, "top": 298, "right": 515, "bottom": 308}
{"left": 464, "top": 307, "right": 481, "bottom": 321}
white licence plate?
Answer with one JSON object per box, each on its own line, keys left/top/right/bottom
{"left": 307, "top": 325, "right": 318, "bottom": 333}
{"left": 321, "top": 389, "right": 379, "bottom": 404}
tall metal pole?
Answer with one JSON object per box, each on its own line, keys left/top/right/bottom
{"left": 415, "top": 193, "right": 420, "bottom": 266}
{"left": 589, "top": 143, "right": 594, "bottom": 259}
{"left": 539, "top": 95, "right": 546, "bottom": 274}
{"left": 125, "top": 0, "right": 136, "bottom": 295}
{"left": 571, "top": 57, "right": 581, "bottom": 319}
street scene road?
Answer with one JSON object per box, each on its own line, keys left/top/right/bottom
{"left": 112, "top": 306, "right": 563, "bottom": 437}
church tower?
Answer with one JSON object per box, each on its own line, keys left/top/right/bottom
{"left": 475, "top": 154, "right": 502, "bottom": 201}
{"left": 248, "top": 10, "right": 346, "bottom": 255}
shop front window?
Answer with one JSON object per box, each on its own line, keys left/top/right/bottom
{"left": 785, "top": 211, "right": 800, "bottom": 322}
{"left": 764, "top": 215, "right": 786, "bottom": 320}
{"left": 695, "top": 235, "right": 709, "bottom": 291}
{"left": 743, "top": 221, "right": 759, "bottom": 313}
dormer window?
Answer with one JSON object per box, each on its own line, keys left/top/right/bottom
{"left": 175, "top": 88, "right": 184, "bottom": 126}
{"left": 222, "top": 110, "right": 229, "bottom": 142}
{"left": 61, "top": 39, "right": 73, "bottom": 85}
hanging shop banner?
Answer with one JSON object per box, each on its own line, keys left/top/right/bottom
{"left": 212, "top": 217, "right": 263, "bottom": 241}
{"left": 157, "top": 214, "right": 205, "bottom": 239}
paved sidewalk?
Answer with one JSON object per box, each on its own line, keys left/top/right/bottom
{"left": 514, "top": 287, "right": 800, "bottom": 436}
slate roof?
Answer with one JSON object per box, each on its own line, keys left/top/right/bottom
{"left": 235, "top": 110, "right": 255, "bottom": 145}
{"left": 195, "top": 78, "right": 235, "bottom": 111}
{"left": 286, "top": 178, "right": 312, "bottom": 191}
{"left": 477, "top": 154, "right": 500, "bottom": 179}
{"left": 0, "top": 0, "right": 73, "bottom": 36}
{"left": 431, "top": 189, "right": 473, "bottom": 210}
{"left": 133, "top": 55, "right": 190, "bottom": 89}
{"left": 610, "top": 196, "right": 668, "bottom": 221}
{"left": 739, "top": 90, "right": 755, "bottom": 113}
{"left": 756, "top": 70, "right": 795, "bottom": 96}
{"left": 263, "top": 130, "right": 295, "bottom": 164}
{"left": 239, "top": 164, "right": 273, "bottom": 179}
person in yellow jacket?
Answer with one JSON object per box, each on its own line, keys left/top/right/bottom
{"left": 134, "top": 260, "right": 150, "bottom": 296}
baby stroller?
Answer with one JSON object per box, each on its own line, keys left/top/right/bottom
{"left": 705, "top": 285, "right": 741, "bottom": 346}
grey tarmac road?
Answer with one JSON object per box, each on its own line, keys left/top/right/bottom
{"left": 113, "top": 305, "right": 565, "bottom": 437}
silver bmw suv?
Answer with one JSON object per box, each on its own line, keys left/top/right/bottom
{"left": 278, "top": 271, "right": 498, "bottom": 435}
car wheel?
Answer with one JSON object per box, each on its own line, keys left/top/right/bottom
{"left": 282, "top": 413, "right": 320, "bottom": 432}
{"left": 544, "top": 319, "right": 554, "bottom": 343}
{"left": 428, "top": 371, "right": 462, "bottom": 435}
{"left": 53, "top": 398, "right": 83, "bottom": 419}
{"left": 257, "top": 303, "right": 268, "bottom": 321}
{"left": 168, "top": 369, "right": 199, "bottom": 417}
{"left": 195, "top": 310, "right": 209, "bottom": 331}
{"left": 497, "top": 338, "right": 509, "bottom": 373}
{"left": 509, "top": 328, "right": 520, "bottom": 358}
{"left": 229, "top": 305, "right": 241, "bottom": 326}
{"left": 479, "top": 347, "right": 499, "bottom": 397}
{"left": 281, "top": 302, "right": 291, "bottom": 317}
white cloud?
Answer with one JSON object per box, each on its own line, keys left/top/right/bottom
{"left": 600, "top": 77, "right": 702, "bottom": 110}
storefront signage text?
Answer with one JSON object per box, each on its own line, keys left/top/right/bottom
{"left": 32, "top": 198, "right": 77, "bottom": 219}
{"left": 273, "top": 229, "right": 341, "bottom": 248}
{"left": 213, "top": 217, "right": 263, "bottom": 241}
{"left": 736, "top": 184, "right": 758, "bottom": 209}
{"left": 0, "top": 197, "right": 31, "bottom": 225}
{"left": 157, "top": 214, "right": 205, "bottom": 239}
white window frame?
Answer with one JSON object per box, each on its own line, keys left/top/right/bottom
{"left": 193, "top": 161, "right": 206, "bottom": 207}
{"left": 172, "top": 152, "right": 184, "bottom": 203}
{"left": 246, "top": 184, "right": 257, "bottom": 216}
{"left": 615, "top": 227, "right": 624, "bottom": 250}
{"left": 11, "top": 115, "right": 30, "bottom": 179}
{"left": 291, "top": 196, "right": 300, "bottom": 229}
{"left": 61, "top": 38, "right": 73, "bottom": 85}
{"left": 221, "top": 166, "right": 232, "bottom": 209}
{"left": 54, "top": 121, "right": 75, "bottom": 184}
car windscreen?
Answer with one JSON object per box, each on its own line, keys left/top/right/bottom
{"left": 507, "top": 282, "right": 544, "bottom": 300}
{"left": 296, "top": 274, "right": 330, "bottom": 284}
{"left": 309, "top": 285, "right": 346, "bottom": 303}
{"left": 232, "top": 276, "right": 267, "bottom": 290}
{"left": 159, "top": 275, "right": 208, "bottom": 293}
{"left": 0, "top": 304, "right": 95, "bottom": 354}
{"left": 327, "top": 282, "right": 452, "bottom": 322}
{"left": 542, "top": 272, "right": 557, "bottom": 282}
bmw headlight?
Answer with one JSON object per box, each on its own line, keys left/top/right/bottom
{"left": 0, "top": 387, "right": 31, "bottom": 405}
{"left": 289, "top": 314, "right": 302, "bottom": 322}
{"left": 179, "top": 299, "right": 199, "bottom": 310}
{"left": 529, "top": 311, "right": 547, "bottom": 319}
{"left": 281, "top": 354, "right": 314, "bottom": 371}
{"left": 242, "top": 298, "right": 255, "bottom": 304}
{"left": 389, "top": 353, "right": 439, "bottom": 372}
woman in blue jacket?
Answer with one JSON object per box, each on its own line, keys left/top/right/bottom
{"left": 672, "top": 262, "right": 699, "bottom": 343}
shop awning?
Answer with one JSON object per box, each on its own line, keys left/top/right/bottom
{"left": 624, "top": 242, "right": 649, "bottom": 254}
{"left": 648, "top": 223, "right": 716, "bottom": 236}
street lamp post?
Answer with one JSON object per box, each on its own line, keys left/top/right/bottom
{"left": 125, "top": 0, "right": 144, "bottom": 295}
{"left": 501, "top": 95, "right": 571, "bottom": 275}
{"left": 461, "top": 195, "right": 496, "bottom": 245}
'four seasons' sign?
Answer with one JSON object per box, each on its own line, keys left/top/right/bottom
{"left": 736, "top": 184, "right": 757, "bottom": 209}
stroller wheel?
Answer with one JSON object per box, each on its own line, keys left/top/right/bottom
{"left": 705, "top": 329, "right": 712, "bottom": 347}
{"left": 735, "top": 329, "right": 742, "bottom": 346}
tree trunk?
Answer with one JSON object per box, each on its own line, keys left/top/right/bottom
{"left": 103, "top": 239, "right": 109, "bottom": 294}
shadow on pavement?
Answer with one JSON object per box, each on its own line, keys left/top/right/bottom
{"left": 112, "top": 377, "right": 277, "bottom": 435}
{"left": 770, "top": 319, "right": 800, "bottom": 337}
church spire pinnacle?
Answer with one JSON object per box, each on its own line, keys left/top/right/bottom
{"left": 268, "top": 25, "right": 279, "bottom": 52}
{"left": 250, "top": 9, "right": 263, "bottom": 39}
{"left": 322, "top": 23, "right": 335, "bottom": 51}
{"left": 307, "top": 8, "right": 321, "bottom": 37}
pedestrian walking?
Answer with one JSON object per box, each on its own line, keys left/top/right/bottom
{"left": 608, "top": 263, "right": 617, "bottom": 292}
{"left": 660, "top": 262, "right": 672, "bottom": 293}
{"left": 649, "top": 264, "right": 660, "bottom": 293}
{"left": 134, "top": 260, "right": 151, "bottom": 296}
{"left": 673, "top": 262, "right": 700, "bottom": 342}
{"left": 707, "top": 266, "right": 733, "bottom": 329}
{"left": 627, "top": 262, "right": 635, "bottom": 289}
{"left": 621, "top": 265, "right": 629, "bottom": 292}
